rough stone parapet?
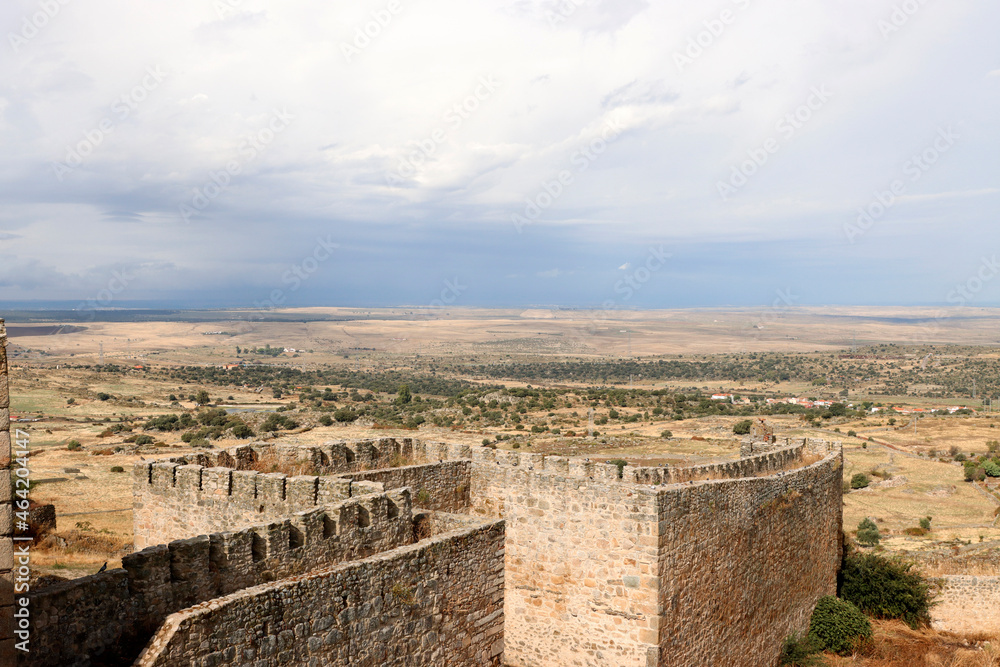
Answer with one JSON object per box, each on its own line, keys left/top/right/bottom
{"left": 27, "top": 490, "right": 414, "bottom": 667}
{"left": 133, "top": 461, "right": 385, "bottom": 547}
{"left": 42, "top": 428, "right": 843, "bottom": 666}
{"left": 341, "top": 460, "right": 471, "bottom": 511}
{"left": 135, "top": 519, "right": 506, "bottom": 667}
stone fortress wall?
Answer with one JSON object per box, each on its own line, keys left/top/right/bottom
{"left": 932, "top": 575, "right": 1000, "bottom": 634}
{"left": 28, "top": 488, "right": 446, "bottom": 666}
{"left": 133, "top": 440, "right": 471, "bottom": 547}
{"left": 1, "top": 321, "right": 14, "bottom": 664}
{"left": 457, "top": 439, "right": 842, "bottom": 667}
{"left": 23, "top": 430, "right": 845, "bottom": 667}
{"left": 135, "top": 520, "right": 506, "bottom": 667}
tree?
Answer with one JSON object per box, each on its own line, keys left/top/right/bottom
{"left": 195, "top": 390, "right": 211, "bottom": 405}
{"left": 856, "top": 518, "right": 880, "bottom": 546}
{"left": 733, "top": 419, "right": 753, "bottom": 435}
{"left": 396, "top": 384, "right": 412, "bottom": 405}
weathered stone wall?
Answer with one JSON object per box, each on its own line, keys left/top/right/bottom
{"left": 135, "top": 520, "right": 506, "bottom": 667}
{"left": 444, "top": 442, "right": 841, "bottom": 667}
{"left": 46, "top": 432, "right": 843, "bottom": 667}
{"left": 342, "top": 460, "right": 471, "bottom": 511}
{"left": 931, "top": 575, "right": 1000, "bottom": 634}
{"left": 25, "top": 490, "right": 414, "bottom": 667}
{"left": 0, "top": 319, "right": 14, "bottom": 664}
{"left": 226, "top": 438, "right": 418, "bottom": 474}
{"left": 133, "top": 452, "right": 469, "bottom": 547}
{"left": 657, "top": 450, "right": 843, "bottom": 666}
{"left": 632, "top": 442, "right": 805, "bottom": 485}
{"left": 132, "top": 461, "right": 382, "bottom": 548}
{"left": 468, "top": 447, "right": 662, "bottom": 667}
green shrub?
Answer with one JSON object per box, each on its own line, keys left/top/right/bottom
{"left": 333, "top": 408, "right": 358, "bottom": 423}
{"left": 807, "top": 595, "right": 872, "bottom": 655}
{"left": 733, "top": 419, "right": 752, "bottom": 435}
{"left": 919, "top": 516, "right": 932, "bottom": 531}
{"left": 984, "top": 460, "right": 1000, "bottom": 477}
{"left": 608, "top": 459, "right": 628, "bottom": 479}
{"left": 110, "top": 466, "right": 125, "bottom": 473}
{"left": 840, "top": 552, "right": 933, "bottom": 628}
{"left": 847, "top": 430, "right": 857, "bottom": 437}
{"left": 660, "top": 430, "right": 672, "bottom": 439}
{"left": 318, "top": 415, "right": 333, "bottom": 426}
{"left": 856, "top": 518, "right": 880, "bottom": 547}
{"left": 66, "top": 440, "right": 82, "bottom": 451}
{"left": 778, "top": 633, "right": 821, "bottom": 666}
{"left": 134, "top": 434, "right": 154, "bottom": 446}
{"left": 230, "top": 423, "right": 254, "bottom": 439}
{"left": 850, "top": 473, "right": 870, "bottom": 489}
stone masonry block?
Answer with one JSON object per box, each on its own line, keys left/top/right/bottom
{"left": 174, "top": 464, "right": 203, "bottom": 492}
{"left": 132, "top": 461, "right": 152, "bottom": 486}
{"left": 286, "top": 476, "right": 318, "bottom": 508}
{"left": 317, "top": 477, "right": 351, "bottom": 504}
{"left": 231, "top": 470, "right": 258, "bottom": 500}
{"left": 201, "top": 467, "right": 233, "bottom": 497}
{"left": 151, "top": 462, "right": 178, "bottom": 491}
{"left": 258, "top": 473, "right": 287, "bottom": 505}
{"left": 350, "top": 480, "right": 382, "bottom": 497}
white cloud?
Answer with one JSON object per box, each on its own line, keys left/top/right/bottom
{"left": 0, "top": 0, "right": 996, "bottom": 305}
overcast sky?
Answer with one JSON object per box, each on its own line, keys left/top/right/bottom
{"left": 0, "top": 0, "right": 997, "bottom": 310}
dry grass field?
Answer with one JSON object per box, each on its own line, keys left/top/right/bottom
{"left": 7, "top": 306, "right": 1000, "bottom": 585}
{"left": 842, "top": 444, "right": 1000, "bottom": 546}
{"left": 10, "top": 305, "right": 1000, "bottom": 365}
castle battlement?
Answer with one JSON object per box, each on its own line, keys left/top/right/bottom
{"left": 24, "top": 424, "right": 844, "bottom": 667}
{"left": 29, "top": 488, "right": 425, "bottom": 666}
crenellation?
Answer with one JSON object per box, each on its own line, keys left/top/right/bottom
{"left": 317, "top": 476, "right": 351, "bottom": 503}
{"left": 167, "top": 535, "right": 213, "bottom": 608}
{"left": 230, "top": 469, "right": 258, "bottom": 499}
{"left": 134, "top": 460, "right": 153, "bottom": 485}
{"left": 173, "top": 464, "right": 202, "bottom": 493}
{"left": 201, "top": 466, "right": 232, "bottom": 496}
{"left": 151, "top": 462, "right": 178, "bottom": 490}
{"left": 350, "top": 479, "right": 383, "bottom": 496}
{"left": 31, "top": 490, "right": 422, "bottom": 666}
{"left": 51, "top": 433, "right": 843, "bottom": 666}
{"left": 255, "top": 472, "right": 287, "bottom": 505}
{"left": 291, "top": 507, "right": 327, "bottom": 546}
{"left": 286, "top": 475, "right": 318, "bottom": 507}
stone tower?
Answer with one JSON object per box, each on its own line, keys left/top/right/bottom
{"left": 0, "top": 319, "right": 13, "bottom": 661}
